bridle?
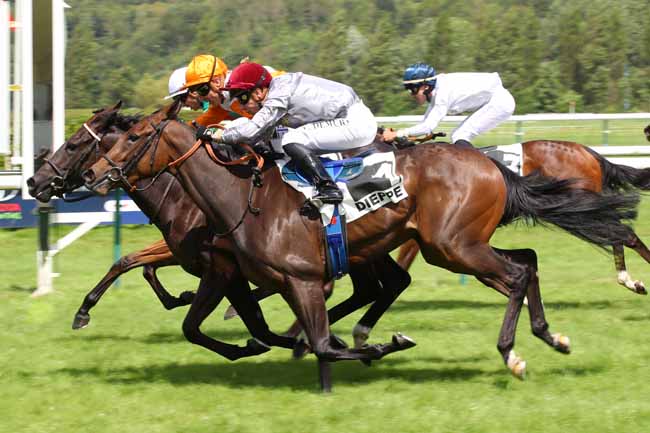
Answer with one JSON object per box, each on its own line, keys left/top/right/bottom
{"left": 39, "top": 122, "right": 105, "bottom": 202}
{"left": 94, "top": 120, "right": 172, "bottom": 194}
{"left": 88, "top": 118, "right": 265, "bottom": 237}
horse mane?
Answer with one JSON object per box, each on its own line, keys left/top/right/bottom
{"left": 114, "top": 112, "right": 143, "bottom": 130}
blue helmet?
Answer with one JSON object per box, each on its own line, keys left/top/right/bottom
{"left": 403, "top": 63, "right": 437, "bottom": 90}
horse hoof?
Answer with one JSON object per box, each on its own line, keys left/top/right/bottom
{"left": 292, "top": 338, "right": 311, "bottom": 359}
{"left": 360, "top": 359, "right": 372, "bottom": 367}
{"left": 179, "top": 291, "right": 195, "bottom": 304}
{"left": 392, "top": 332, "right": 417, "bottom": 350}
{"left": 552, "top": 333, "right": 571, "bottom": 354}
{"left": 506, "top": 350, "right": 527, "bottom": 380}
{"left": 330, "top": 334, "right": 349, "bottom": 349}
{"left": 72, "top": 313, "right": 90, "bottom": 330}
{"left": 223, "top": 304, "right": 239, "bottom": 320}
{"left": 634, "top": 281, "right": 647, "bottom": 295}
{"left": 246, "top": 338, "right": 271, "bottom": 355}
{"left": 352, "top": 324, "right": 371, "bottom": 349}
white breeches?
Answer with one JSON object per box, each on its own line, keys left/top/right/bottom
{"left": 277, "top": 102, "right": 377, "bottom": 154}
{"left": 451, "top": 87, "right": 516, "bottom": 143}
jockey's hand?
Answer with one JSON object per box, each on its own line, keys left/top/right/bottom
{"left": 197, "top": 126, "right": 223, "bottom": 142}
{"left": 382, "top": 128, "right": 398, "bottom": 142}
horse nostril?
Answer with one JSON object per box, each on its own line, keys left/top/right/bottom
{"left": 26, "top": 177, "right": 35, "bottom": 188}
{"left": 82, "top": 169, "right": 96, "bottom": 184}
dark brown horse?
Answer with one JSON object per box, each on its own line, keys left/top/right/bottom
{"left": 397, "top": 139, "right": 650, "bottom": 294}
{"left": 28, "top": 107, "right": 197, "bottom": 320}
{"left": 28, "top": 103, "right": 412, "bottom": 364}
{"left": 83, "top": 99, "right": 638, "bottom": 389}
{"left": 28, "top": 103, "right": 298, "bottom": 360}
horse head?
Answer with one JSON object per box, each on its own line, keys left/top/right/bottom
{"left": 26, "top": 101, "right": 138, "bottom": 201}
{"left": 82, "top": 98, "right": 186, "bottom": 196}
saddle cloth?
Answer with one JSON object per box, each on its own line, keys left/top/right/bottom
{"left": 277, "top": 151, "right": 409, "bottom": 225}
{"left": 480, "top": 143, "right": 523, "bottom": 175}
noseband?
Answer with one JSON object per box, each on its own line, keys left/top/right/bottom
{"left": 92, "top": 120, "right": 171, "bottom": 193}
{"left": 39, "top": 122, "right": 104, "bottom": 201}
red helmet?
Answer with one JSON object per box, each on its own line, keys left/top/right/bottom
{"left": 223, "top": 62, "right": 272, "bottom": 92}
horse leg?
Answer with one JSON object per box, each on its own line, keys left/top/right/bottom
{"left": 142, "top": 263, "right": 195, "bottom": 309}
{"left": 281, "top": 278, "right": 388, "bottom": 392}
{"left": 223, "top": 285, "right": 278, "bottom": 320}
{"left": 351, "top": 255, "right": 412, "bottom": 349}
{"left": 181, "top": 272, "right": 270, "bottom": 361}
{"left": 72, "top": 240, "right": 177, "bottom": 329}
{"left": 293, "top": 257, "right": 415, "bottom": 361}
{"left": 419, "top": 241, "right": 530, "bottom": 379}
{"left": 396, "top": 239, "right": 421, "bottom": 271}
{"left": 224, "top": 271, "right": 297, "bottom": 350}
{"left": 490, "top": 248, "right": 570, "bottom": 355}
{"left": 285, "top": 280, "right": 335, "bottom": 340}
{"left": 617, "top": 233, "right": 648, "bottom": 295}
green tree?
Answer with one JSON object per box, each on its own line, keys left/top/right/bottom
{"left": 314, "top": 11, "right": 349, "bottom": 83}
{"left": 66, "top": 12, "right": 100, "bottom": 108}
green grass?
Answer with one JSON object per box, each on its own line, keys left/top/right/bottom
{"left": 2, "top": 199, "right": 650, "bottom": 432}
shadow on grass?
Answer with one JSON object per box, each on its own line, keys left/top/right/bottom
{"left": 48, "top": 357, "right": 505, "bottom": 391}
{"left": 622, "top": 314, "right": 650, "bottom": 322}
{"left": 6, "top": 284, "right": 36, "bottom": 293}
{"left": 547, "top": 364, "right": 608, "bottom": 376}
{"left": 58, "top": 328, "right": 255, "bottom": 344}
{"left": 391, "top": 299, "right": 619, "bottom": 312}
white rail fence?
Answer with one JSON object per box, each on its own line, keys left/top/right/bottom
{"left": 376, "top": 112, "right": 650, "bottom": 169}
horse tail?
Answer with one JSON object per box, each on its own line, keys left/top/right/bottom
{"left": 583, "top": 146, "right": 650, "bottom": 191}
{"left": 492, "top": 160, "right": 639, "bottom": 251}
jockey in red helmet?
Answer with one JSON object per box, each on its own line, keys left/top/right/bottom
{"left": 209, "top": 62, "right": 377, "bottom": 205}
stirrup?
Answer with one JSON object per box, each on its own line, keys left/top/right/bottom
{"left": 314, "top": 185, "right": 343, "bottom": 205}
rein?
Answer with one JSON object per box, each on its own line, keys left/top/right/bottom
{"left": 39, "top": 122, "right": 104, "bottom": 201}
{"left": 92, "top": 119, "right": 265, "bottom": 237}
{"left": 99, "top": 120, "right": 171, "bottom": 193}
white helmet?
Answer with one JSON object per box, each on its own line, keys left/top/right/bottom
{"left": 164, "top": 67, "right": 189, "bottom": 100}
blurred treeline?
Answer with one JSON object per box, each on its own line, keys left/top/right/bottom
{"left": 65, "top": 0, "right": 650, "bottom": 114}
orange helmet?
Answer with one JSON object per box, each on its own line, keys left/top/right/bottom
{"left": 184, "top": 54, "right": 228, "bottom": 89}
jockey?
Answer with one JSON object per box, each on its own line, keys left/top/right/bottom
{"left": 208, "top": 62, "right": 377, "bottom": 205}
{"left": 382, "top": 62, "right": 515, "bottom": 148}
{"left": 182, "top": 54, "right": 252, "bottom": 126}
{"left": 164, "top": 67, "right": 202, "bottom": 110}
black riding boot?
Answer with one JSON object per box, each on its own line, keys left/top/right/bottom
{"left": 284, "top": 143, "right": 343, "bottom": 204}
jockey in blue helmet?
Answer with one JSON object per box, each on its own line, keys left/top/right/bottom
{"left": 382, "top": 62, "right": 515, "bottom": 148}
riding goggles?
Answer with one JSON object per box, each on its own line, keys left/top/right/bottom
{"left": 189, "top": 83, "right": 211, "bottom": 96}
{"left": 230, "top": 89, "right": 252, "bottom": 105}
{"left": 404, "top": 84, "right": 421, "bottom": 95}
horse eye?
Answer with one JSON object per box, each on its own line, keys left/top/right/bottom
{"left": 66, "top": 143, "right": 77, "bottom": 151}
{"left": 128, "top": 134, "right": 140, "bottom": 141}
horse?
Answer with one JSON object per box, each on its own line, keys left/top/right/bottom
{"left": 28, "top": 103, "right": 298, "bottom": 360}
{"left": 28, "top": 107, "right": 199, "bottom": 318}
{"left": 82, "top": 98, "right": 639, "bottom": 390}
{"left": 397, "top": 139, "right": 650, "bottom": 295}
{"left": 28, "top": 102, "right": 413, "bottom": 364}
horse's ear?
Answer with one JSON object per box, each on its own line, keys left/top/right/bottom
{"left": 165, "top": 98, "right": 183, "bottom": 120}
{"left": 112, "top": 100, "right": 123, "bottom": 111}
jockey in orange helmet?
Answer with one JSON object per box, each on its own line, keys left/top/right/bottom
{"left": 182, "top": 54, "right": 250, "bottom": 126}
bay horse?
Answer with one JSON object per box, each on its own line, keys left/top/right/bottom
{"left": 28, "top": 103, "right": 298, "bottom": 360}
{"left": 397, "top": 139, "right": 650, "bottom": 295}
{"left": 28, "top": 102, "right": 413, "bottom": 364}
{"left": 83, "top": 98, "right": 638, "bottom": 390}
{"left": 28, "top": 107, "right": 197, "bottom": 319}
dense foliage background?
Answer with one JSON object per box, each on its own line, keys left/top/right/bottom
{"left": 64, "top": 0, "right": 650, "bottom": 114}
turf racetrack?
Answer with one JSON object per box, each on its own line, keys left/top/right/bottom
{"left": 1, "top": 201, "right": 650, "bottom": 433}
